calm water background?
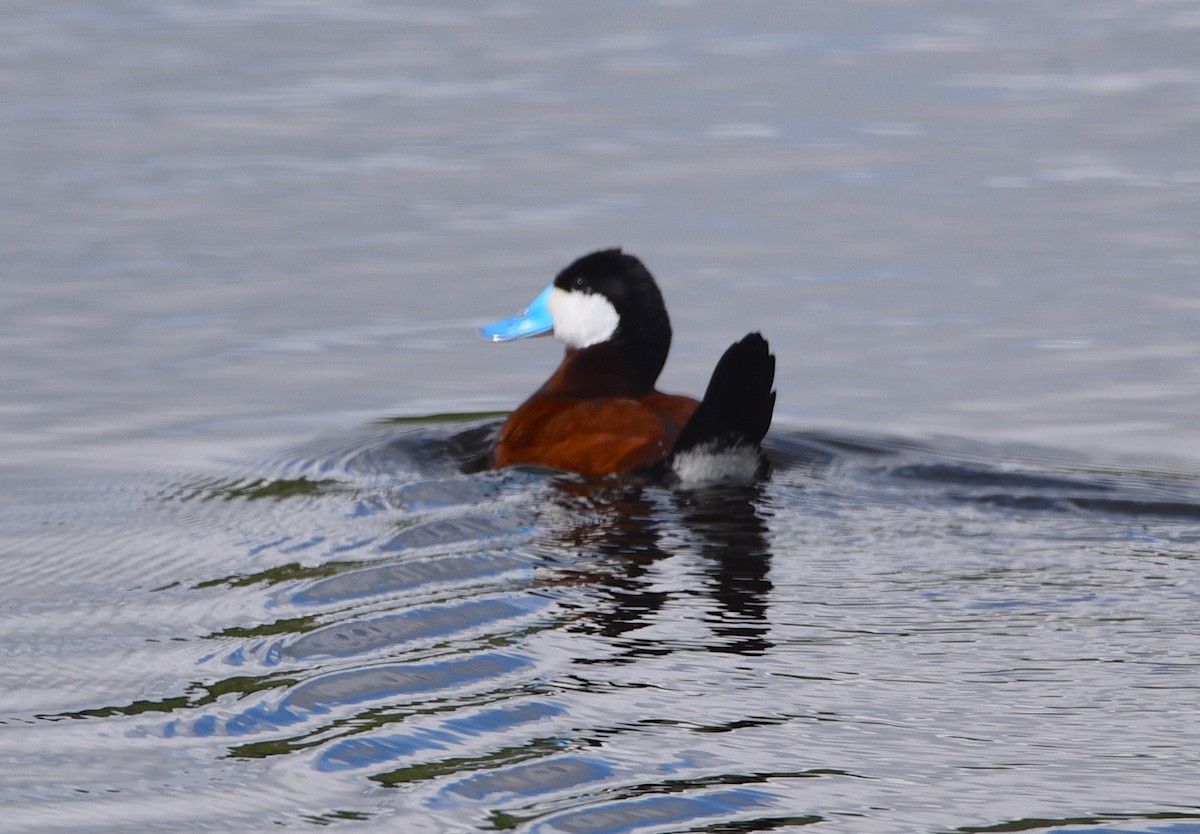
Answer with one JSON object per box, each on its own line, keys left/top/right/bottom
{"left": 2, "top": 2, "right": 1199, "bottom": 833}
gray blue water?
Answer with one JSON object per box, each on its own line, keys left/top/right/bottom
{"left": 2, "top": 2, "right": 1199, "bottom": 833}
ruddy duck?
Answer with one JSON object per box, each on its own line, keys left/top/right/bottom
{"left": 481, "top": 249, "right": 775, "bottom": 482}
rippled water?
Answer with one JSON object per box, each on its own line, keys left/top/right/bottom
{"left": 3, "top": 1, "right": 1200, "bottom": 832}
{"left": 4, "top": 419, "right": 1199, "bottom": 833}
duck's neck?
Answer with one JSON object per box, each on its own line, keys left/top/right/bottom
{"left": 540, "top": 341, "right": 665, "bottom": 398}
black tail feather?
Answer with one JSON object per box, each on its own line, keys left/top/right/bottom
{"left": 672, "top": 332, "right": 776, "bottom": 456}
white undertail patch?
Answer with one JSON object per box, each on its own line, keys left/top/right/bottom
{"left": 548, "top": 287, "right": 620, "bottom": 349}
{"left": 671, "top": 442, "right": 761, "bottom": 487}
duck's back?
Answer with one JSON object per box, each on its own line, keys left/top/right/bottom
{"left": 492, "top": 392, "right": 698, "bottom": 477}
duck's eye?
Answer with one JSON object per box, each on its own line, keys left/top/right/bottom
{"left": 573, "top": 275, "right": 586, "bottom": 290}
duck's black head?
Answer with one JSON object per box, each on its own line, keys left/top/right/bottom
{"left": 478, "top": 248, "right": 676, "bottom": 392}
{"left": 549, "top": 248, "right": 673, "bottom": 388}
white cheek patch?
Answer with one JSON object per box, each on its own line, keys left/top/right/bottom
{"left": 548, "top": 287, "right": 620, "bottom": 349}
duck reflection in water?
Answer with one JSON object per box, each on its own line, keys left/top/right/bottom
{"left": 545, "top": 480, "right": 774, "bottom": 659}
{"left": 439, "top": 419, "right": 775, "bottom": 658}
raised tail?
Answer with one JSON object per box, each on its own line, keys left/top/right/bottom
{"left": 667, "top": 332, "right": 776, "bottom": 484}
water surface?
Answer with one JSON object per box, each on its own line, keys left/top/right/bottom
{"left": 2, "top": 2, "right": 1199, "bottom": 832}
{"left": 4, "top": 418, "right": 1199, "bottom": 832}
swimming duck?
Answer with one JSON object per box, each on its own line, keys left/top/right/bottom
{"left": 481, "top": 249, "right": 775, "bottom": 482}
